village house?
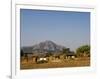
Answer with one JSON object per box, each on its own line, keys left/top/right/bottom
{"left": 50, "top": 53, "right": 62, "bottom": 62}
{"left": 21, "top": 47, "right": 34, "bottom": 63}
{"left": 35, "top": 53, "right": 49, "bottom": 63}
{"left": 65, "top": 51, "right": 76, "bottom": 59}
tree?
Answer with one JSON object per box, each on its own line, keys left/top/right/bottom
{"left": 20, "top": 49, "right": 24, "bottom": 57}
{"left": 76, "top": 45, "right": 90, "bottom": 57}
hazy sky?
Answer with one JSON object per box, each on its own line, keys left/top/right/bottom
{"left": 20, "top": 9, "right": 90, "bottom": 51}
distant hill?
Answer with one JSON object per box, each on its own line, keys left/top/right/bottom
{"left": 21, "top": 40, "right": 66, "bottom": 54}
{"left": 32, "top": 40, "right": 65, "bottom": 53}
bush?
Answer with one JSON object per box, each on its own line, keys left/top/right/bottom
{"left": 76, "top": 45, "right": 90, "bottom": 57}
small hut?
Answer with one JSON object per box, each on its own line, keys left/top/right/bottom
{"left": 35, "top": 53, "right": 49, "bottom": 63}
{"left": 66, "top": 51, "right": 76, "bottom": 59}
{"left": 52, "top": 53, "right": 61, "bottom": 60}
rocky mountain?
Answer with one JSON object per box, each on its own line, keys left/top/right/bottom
{"left": 22, "top": 40, "right": 66, "bottom": 54}
{"left": 32, "top": 40, "right": 65, "bottom": 53}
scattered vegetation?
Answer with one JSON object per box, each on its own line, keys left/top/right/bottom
{"left": 20, "top": 45, "right": 90, "bottom": 69}
{"left": 76, "top": 45, "right": 90, "bottom": 57}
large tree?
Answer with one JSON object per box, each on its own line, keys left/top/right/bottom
{"left": 76, "top": 45, "right": 90, "bottom": 57}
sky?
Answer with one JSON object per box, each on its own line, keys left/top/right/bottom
{"left": 20, "top": 9, "right": 90, "bottom": 51}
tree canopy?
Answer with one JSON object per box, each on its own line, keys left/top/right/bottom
{"left": 76, "top": 45, "right": 90, "bottom": 57}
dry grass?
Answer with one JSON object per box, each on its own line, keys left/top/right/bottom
{"left": 20, "top": 57, "right": 90, "bottom": 70}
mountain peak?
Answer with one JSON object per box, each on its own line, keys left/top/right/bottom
{"left": 22, "top": 40, "right": 66, "bottom": 54}
{"left": 45, "top": 40, "right": 54, "bottom": 43}
{"left": 40, "top": 40, "right": 55, "bottom": 44}
{"left": 32, "top": 40, "right": 65, "bottom": 53}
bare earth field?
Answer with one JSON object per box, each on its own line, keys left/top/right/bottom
{"left": 20, "top": 57, "right": 90, "bottom": 69}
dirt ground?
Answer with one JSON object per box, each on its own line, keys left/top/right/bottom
{"left": 20, "top": 57, "right": 90, "bottom": 69}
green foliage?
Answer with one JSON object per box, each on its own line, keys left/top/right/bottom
{"left": 76, "top": 45, "right": 90, "bottom": 57}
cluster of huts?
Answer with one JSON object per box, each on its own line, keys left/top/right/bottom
{"left": 20, "top": 46, "right": 76, "bottom": 63}
{"left": 21, "top": 48, "right": 76, "bottom": 64}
